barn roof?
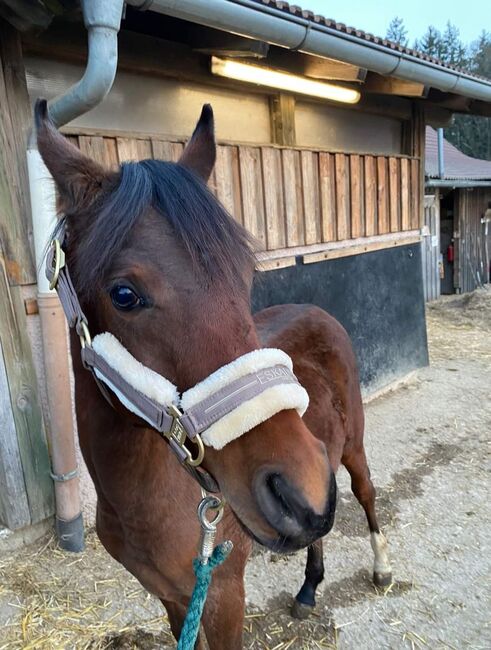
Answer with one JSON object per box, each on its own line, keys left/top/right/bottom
{"left": 425, "top": 127, "right": 491, "bottom": 182}
{"left": 250, "top": 0, "right": 487, "bottom": 82}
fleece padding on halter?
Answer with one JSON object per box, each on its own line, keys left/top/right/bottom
{"left": 90, "top": 333, "right": 309, "bottom": 450}
{"left": 180, "top": 348, "right": 309, "bottom": 450}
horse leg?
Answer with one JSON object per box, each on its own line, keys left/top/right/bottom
{"left": 291, "top": 538, "right": 325, "bottom": 619}
{"left": 161, "top": 600, "right": 206, "bottom": 650}
{"left": 200, "top": 576, "right": 245, "bottom": 650}
{"left": 343, "top": 446, "right": 392, "bottom": 587}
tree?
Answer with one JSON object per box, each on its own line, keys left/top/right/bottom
{"left": 414, "top": 26, "right": 444, "bottom": 59}
{"left": 445, "top": 31, "right": 491, "bottom": 160}
{"left": 386, "top": 17, "right": 408, "bottom": 47}
{"left": 441, "top": 22, "right": 467, "bottom": 67}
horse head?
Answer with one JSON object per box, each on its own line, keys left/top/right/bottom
{"left": 36, "top": 100, "right": 336, "bottom": 553}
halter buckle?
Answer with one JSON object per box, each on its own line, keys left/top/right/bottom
{"left": 165, "top": 404, "right": 205, "bottom": 468}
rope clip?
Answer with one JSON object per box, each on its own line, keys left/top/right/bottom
{"left": 197, "top": 495, "right": 229, "bottom": 565}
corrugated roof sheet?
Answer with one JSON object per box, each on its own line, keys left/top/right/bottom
{"left": 250, "top": 0, "right": 487, "bottom": 82}
{"left": 425, "top": 127, "right": 491, "bottom": 180}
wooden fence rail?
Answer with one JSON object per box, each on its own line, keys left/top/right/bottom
{"left": 71, "top": 133, "right": 421, "bottom": 251}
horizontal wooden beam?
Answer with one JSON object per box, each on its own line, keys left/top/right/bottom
{"left": 256, "top": 231, "right": 422, "bottom": 269}
{"left": 266, "top": 48, "right": 366, "bottom": 82}
{"left": 364, "top": 73, "right": 428, "bottom": 97}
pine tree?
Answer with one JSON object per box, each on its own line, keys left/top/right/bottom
{"left": 446, "top": 31, "right": 491, "bottom": 161}
{"left": 441, "top": 22, "right": 467, "bottom": 67}
{"left": 415, "top": 26, "right": 447, "bottom": 59}
{"left": 386, "top": 17, "right": 408, "bottom": 46}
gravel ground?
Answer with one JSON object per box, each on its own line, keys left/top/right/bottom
{"left": 0, "top": 289, "right": 490, "bottom": 649}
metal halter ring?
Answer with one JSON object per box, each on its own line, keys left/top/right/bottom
{"left": 79, "top": 320, "right": 92, "bottom": 349}
{"left": 197, "top": 495, "right": 224, "bottom": 530}
{"left": 48, "top": 239, "right": 65, "bottom": 290}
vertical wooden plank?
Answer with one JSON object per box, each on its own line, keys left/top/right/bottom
{"left": 389, "top": 157, "right": 400, "bottom": 233}
{"left": 0, "top": 20, "right": 36, "bottom": 285}
{"left": 350, "top": 154, "right": 364, "bottom": 238}
{"left": 319, "top": 152, "right": 336, "bottom": 242}
{"left": 301, "top": 150, "right": 321, "bottom": 245}
{"left": 116, "top": 138, "right": 140, "bottom": 162}
{"left": 151, "top": 139, "right": 175, "bottom": 161}
{"left": 377, "top": 157, "right": 389, "bottom": 234}
{"left": 78, "top": 136, "right": 106, "bottom": 164}
{"left": 117, "top": 138, "right": 152, "bottom": 162}
{"left": 230, "top": 146, "right": 243, "bottom": 226}
{"left": 364, "top": 155, "right": 377, "bottom": 237}
{"left": 261, "top": 147, "right": 286, "bottom": 250}
{"left": 239, "top": 146, "right": 267, "bottom": 249}
{"left": 0, "top": 254, "right": 54, "bottom": 525}
{"left": 269, "top": 94, "right": 296, "bottom": 146}
{"left": 282, "top": 149, "right": 305, "bottom": 247}
{"left": 400, "top": 158, "right": 410, "bottom": 230}
{"left": 0, "top": 340, "right": 31, "bottom": 529}
{"left": 215, "top": 145, "right": 237, "bottom": 218}
{"left": 335, "top": 153, "right": 350, "bottom": 241}
{"left": 410, "top": 158, "right": 420, "bottom": 230}
{"left": 103, "top": 138, "right": 119, "bottom": 169}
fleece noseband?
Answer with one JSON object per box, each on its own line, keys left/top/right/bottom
{"left": 46, "top": 234, "right": 309, "bottom": 491}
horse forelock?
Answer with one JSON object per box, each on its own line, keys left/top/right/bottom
{"left": 63, "top": 159, "right": 255, "bottom": 300}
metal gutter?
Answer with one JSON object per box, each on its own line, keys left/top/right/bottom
{"left": 125, "top": 0, "right": 491, "bottom": 103}
{"left": 426, "top": 179, "right": 491, "bottom": 188}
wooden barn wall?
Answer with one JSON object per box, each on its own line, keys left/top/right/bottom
{"left": 0, "top": 20, "right": 54, "bottom": 530}
{"left": 67, "top": 132, "right": 421, "bottom": 253}
{"left": 455, "top": 187, "right": 491, "bottom": 292}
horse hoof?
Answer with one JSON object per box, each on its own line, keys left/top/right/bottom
{"left": 373, "top": 571, "right": 392, "bottom": 587}
{"left": 291, "top": 599, "right": 314, "bottom": 619}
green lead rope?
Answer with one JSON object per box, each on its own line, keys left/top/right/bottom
{"left": 177, "top": 542, "right": 233, "bottom": 650}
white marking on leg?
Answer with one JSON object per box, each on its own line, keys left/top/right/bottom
{"left": 370, "top": 531, "right": 392, "bottom": 576}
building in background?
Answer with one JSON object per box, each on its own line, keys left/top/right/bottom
{"left": 423, "top": 128, "right": 491, "bottom": 300}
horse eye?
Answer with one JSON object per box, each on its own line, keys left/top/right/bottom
{"left": 110, "top": 285, "right": 141, "bottom": 311}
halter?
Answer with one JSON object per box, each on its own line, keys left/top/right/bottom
{"left": 46, "top": 227, "right": 309, "bottom": 492}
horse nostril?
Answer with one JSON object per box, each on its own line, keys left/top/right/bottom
{"left": 266, "top": 473, "right": 294, "bottom": 519}
{"left": 253, "top": 468, "right": 337, "bottom": 550}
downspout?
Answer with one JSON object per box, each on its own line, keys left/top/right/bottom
{"left": 437, "top": 128, "right": 445, "bottom": 179}
{"left": 126, "top": 0, "right": 491, "bottom": 103}
{"left": 26, "top": 0, "right": 124, "bottom": 552}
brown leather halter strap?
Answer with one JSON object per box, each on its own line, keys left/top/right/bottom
{"left": 45, "top": 232, "right": 302, "bottom": 493}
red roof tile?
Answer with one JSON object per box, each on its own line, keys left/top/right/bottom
{"left": 425, "top": 128, "right": 491, "bottom": 180}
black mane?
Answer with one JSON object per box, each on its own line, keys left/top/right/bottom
{"left": 68, "top": 159, "right": 255, "bottom": 298}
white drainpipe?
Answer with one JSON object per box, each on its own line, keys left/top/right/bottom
{"left": 26, "top": 0, "right": 124, "bottom": 552}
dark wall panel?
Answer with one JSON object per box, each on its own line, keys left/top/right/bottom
{"left": 252, "top": 243, "right": 428, "bottom": 393}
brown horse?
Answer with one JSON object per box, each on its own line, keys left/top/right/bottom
{"left": 36, "top": 99, "right": 391, "bottom": 649}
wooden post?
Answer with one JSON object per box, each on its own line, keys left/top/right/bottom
{"left": 269, "top": 94, "right": 296, "bottom": 146}
{"left": 0, "top": 20, "right": 54, "bottom": 528}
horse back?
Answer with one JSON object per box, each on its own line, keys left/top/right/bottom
{"left": 253, "top": 304, "right": 364, "bottom": 466}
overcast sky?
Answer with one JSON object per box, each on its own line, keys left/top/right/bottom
{"left": 300, "top": 0, "right": 489, "bottom": 45}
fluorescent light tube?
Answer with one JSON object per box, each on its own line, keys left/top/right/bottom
{"left": 211, "top": 56, "right": 360, "bottom": 104}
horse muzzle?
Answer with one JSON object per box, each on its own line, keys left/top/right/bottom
{"left": 252, "top": 468, "right": 337, "bottom": 552}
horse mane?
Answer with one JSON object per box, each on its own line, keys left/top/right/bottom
{"left": 67, "top": 159, "right": 255, "bottom": 298}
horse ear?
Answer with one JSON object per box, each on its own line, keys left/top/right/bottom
{"left": 178, "top": 104, "right": 216, "bottom": 182}
{"left": 35, "top": 98, "right": 112, "bottom": 214}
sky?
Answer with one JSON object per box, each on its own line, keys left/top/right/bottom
{"left": 300, "top": 0, "right": 490, "bottom": 46}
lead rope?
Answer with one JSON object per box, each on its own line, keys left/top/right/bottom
{"left": 177, "top": 495, "right": 233, "bottom": 650}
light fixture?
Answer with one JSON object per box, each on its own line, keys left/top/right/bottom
{"left": 211, "top": 56, "right": 360, "bottom": 104}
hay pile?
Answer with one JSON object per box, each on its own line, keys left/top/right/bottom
{"left": 0, "top": 530, "right": 173, "bottom": 649}
{"left": 426, "top": 288, "right": 491, "bottom": 362}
